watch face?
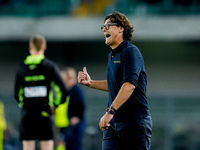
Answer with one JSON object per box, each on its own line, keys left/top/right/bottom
{"left": 106, "top": 108, "right": 110, "bottom": 113}
{"left": 106, "top": 107, "right": 115, "bottom": 115}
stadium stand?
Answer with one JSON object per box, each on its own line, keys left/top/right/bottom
{"left": 0, "top": 0, "right": 200, "bottom": 16}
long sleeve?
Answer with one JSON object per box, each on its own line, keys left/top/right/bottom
{"left": 14, "top": 64, "right": 26, "bottom": 108}
{"left": 51, "top": 64, "right": 69, "bottom": 106}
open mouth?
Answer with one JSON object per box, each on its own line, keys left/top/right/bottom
{"left": 105, "top": 34, "right": 111, "bottom": 38}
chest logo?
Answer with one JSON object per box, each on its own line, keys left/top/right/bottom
{"left": 114, "top": 61, "right": 121, "bottom": 63}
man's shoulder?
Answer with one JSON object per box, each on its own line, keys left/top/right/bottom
{"left": 125, "top": 42, "right": 139, "bottom": 50}
{"left": 43, "top": 57, "right": 53, "bottom": 64}
{"left": 71, "top": 84, "right": 84, "bottom": 95}
{"left": 122, "top": 43, "right": 140, "bottom": 55}
{"left": 73, "top": 84, "right": 83, "bottom": 92}
{"left": 17, "top": 61, "right": 27, "bottom": 71}
{"left": 42, "top": 58, "right": 58, "bottom": 68}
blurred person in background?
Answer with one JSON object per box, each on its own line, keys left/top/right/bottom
{"left": 78, "top": 11, "right": 152, "bottom": 150}
{"left": 3, "top": 123, "right": 19, "bottom": 150}
{"left": 55, "top": 67, "right": 86, "bottom": 150}
{"left": 0, "top": 101, "right": 6, "bottom": 150}
{"left": 14, "top": 34, "right": 69, "bottom": 150}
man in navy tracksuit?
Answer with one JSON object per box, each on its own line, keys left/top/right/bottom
{"left": 60, "top": 67, "right": 86, "bottom": 150}
{"left": 78, "top": 11, "right": 152, "bottom": 150}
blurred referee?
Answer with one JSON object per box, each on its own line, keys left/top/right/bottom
{"left": 14, "top": 35, "right": 69, "bottom": 150}
{"left": 78, "top": 11, "right": 152, "bottom": 150}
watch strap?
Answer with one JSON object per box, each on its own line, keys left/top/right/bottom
{"left": 106, "top": 107, "right": 116, "bottom": 115}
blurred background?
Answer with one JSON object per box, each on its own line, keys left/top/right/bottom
{"left": 0, "top": 0, "right": 200, "bottom": 149}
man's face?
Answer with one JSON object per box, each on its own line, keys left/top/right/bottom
{"left": 101, "top": 19, "right": 123, "bottom": 48}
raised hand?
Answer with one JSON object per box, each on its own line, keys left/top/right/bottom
{"left": 78, "top": 67, "right": 91, "bottom": 86}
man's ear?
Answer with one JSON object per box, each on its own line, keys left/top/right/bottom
{"left": 118, "top": 26, "right": 124, "bottom": 33}
{"left": 29, "top": 43, "right": 32, "bottom": 50}
{"left": 43, "top": 45, "right": 47, "bottom": 52}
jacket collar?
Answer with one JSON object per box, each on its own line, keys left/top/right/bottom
{"left": 111, "top": 40, "right": 129, "bottom": 55}
{"left": 24, "top": 55, "right": 45, "bottom": 65}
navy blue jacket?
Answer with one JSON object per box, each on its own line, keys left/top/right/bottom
{"left": 68, "top": 84, "right": 85, "bottom": 120}
{"left": 107, "top": 40, "right": 150, "bottom": 122}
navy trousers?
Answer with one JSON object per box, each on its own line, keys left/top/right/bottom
{"left": 102, "top": 116, "right": 152, "bottom": 150}
{"left": 61, "top": 120, "right": 86, "bottom": 150}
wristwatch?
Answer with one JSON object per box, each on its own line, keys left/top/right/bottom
{"left": 106, "top": 106, "right": 117, "bottom": 115}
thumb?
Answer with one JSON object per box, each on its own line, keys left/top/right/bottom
{"left": 83, "top": 67, "right": 87, "bottom": 73}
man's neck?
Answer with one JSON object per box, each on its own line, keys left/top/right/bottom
{"left": 110, "top": 39, "right": 124, "bottom": 50}
{"left": 30, "top": 49, "right": 44, "bottom": 55}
